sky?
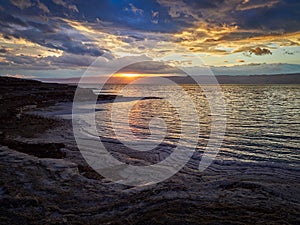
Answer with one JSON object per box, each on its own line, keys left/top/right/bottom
{"left": 0, "top": 0, "right": 299, "bottom": 78}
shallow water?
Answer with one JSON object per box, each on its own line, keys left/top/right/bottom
{"left": 92, "top": 84, "right": 300, "bottom": 167}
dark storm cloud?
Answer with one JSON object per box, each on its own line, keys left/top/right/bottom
{"left": 0, "top": 11, "right": 107, "bottom": 56}
{"left": 158, "top": 0, "right": 300, "bottom": 33}
{"left": 233, "top": 0, "right": 300, "bottom": 33}
{"left": 2, "top": 0, "right": 300, "bottom": 34}
{"left": 2, "top": 0, "right": 299, "bottom": 43}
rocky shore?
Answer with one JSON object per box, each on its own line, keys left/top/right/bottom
{"left": 0, "top": 77, "right": 299, "bottom": 224}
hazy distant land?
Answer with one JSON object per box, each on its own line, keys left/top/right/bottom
{"left": 38, "top": 73, "right": 300, "bottom": 84}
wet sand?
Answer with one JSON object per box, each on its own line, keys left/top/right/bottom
{"left": 0, "top": 77, "right": 299, "bottom": 224}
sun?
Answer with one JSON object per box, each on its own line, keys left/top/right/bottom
{"left": 116, "top": 73, "right": 141, "bottom": 78}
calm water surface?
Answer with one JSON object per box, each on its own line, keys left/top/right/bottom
{"left": 94, "top": 85, "right": 300, "bottom": 166}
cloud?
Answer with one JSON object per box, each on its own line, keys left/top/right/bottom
{"left": 46, "top": 53, "right": 97, "bottom": 68}
{"left": 0, "top": 47, "right": 8, "bottom": 53}
{"left": 283, "top": 50, "right": 296, "bottom": 55}
{"left": 119, "top": 61, "right": 185, "bottom": 75}
{"left": 36, "top": 0, "right": 50, "bottom": 13}
{"left": 173, "top": 22, "right": 240, "bottom": 54}
{"left": 128, "top": 3, "right": 143, "bottom": 15}
{"left": 3, "top": 73, "right": 35, "bottom": 79}
{"left": 90, "top": 55, "right": 152, "bottom": 74}
{"left": 1, "top": 52, "right": 100, "bottom": 70}
{"left": 158, "top": 0, "right": 300, "bottom": 53}
{"left": 10, "top": 0, "right": 32, "bottom": 9}
{"left": 249, "top": 47, "right": 272, "bottom": 56}
{"left": 0, "top": 13, "right": 108, "bottom": 57}
{"left": 157, "top": 0, "right": 215, "bottom": 20}
{"left": 151, "top": 11, "right": 159, "bottom": 24}
{"left": 0, "top": 53, "right": 153, "bottom": 73}
{"left": 152, "top": 11, "right": 159, "bottom": 17}
{"left": 174, "top": 21, "right": 300, "bottom": 55}
{"left": 52, "top": 0, "right": 78, "bottom": 12}
{"left": 68, "top": 4, "right": 79, "bottom": 13}
{"left": 236, "top": 0, "right": 279, "bottom": 11}
{"left": 210, "top": 63, "right": 300, "bottom": 75}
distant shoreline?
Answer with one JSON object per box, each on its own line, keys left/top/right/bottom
{"left": 35, "top": 73, "right": 300, "bottom": 85}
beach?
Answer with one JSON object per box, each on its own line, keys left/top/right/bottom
{"left": 0, "top": 77, "right": 299, "bottom": 224}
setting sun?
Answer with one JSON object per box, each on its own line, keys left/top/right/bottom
{"left": 116, "top": 73, "right": 141, "bottom": 78}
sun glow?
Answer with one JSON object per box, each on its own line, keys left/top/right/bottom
{"left": 115, "top": 73, "right": 141, "bottom": 78}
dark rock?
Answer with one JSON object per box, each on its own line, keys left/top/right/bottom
{"left": 2, "top": 140, "right": 65, "bottom": 159}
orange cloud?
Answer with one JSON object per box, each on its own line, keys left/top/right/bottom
{"left": 174, "top": 21, "right": 300, "bottom": 55}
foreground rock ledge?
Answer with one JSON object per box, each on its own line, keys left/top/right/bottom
{"left": 1, "top": 143, "right": 299, "bottom": 224}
